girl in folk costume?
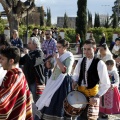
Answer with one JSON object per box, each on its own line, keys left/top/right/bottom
{"left": 36, "top": 39, "right": 74, "bottom": 120}
{"left": 100, "top": 60, "right": 120, "bottom": 118}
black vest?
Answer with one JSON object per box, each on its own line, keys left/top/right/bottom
{"left": 78, "top": 57, "right": 100, "bottom": 89}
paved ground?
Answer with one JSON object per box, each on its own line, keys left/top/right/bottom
{"left": 98, "top": 114, "right": 120, "bottom": 120}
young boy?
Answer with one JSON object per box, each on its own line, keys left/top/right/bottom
{"left": 0, "top": 46, "right": 33, "bottom": 120}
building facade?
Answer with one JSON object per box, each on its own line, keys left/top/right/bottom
{"left": 57, "top": 17, "right": 76, "bottom": 28}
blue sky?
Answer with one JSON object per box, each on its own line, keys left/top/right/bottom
{"left": 0, "top": 0, "right": 115, "bottom": 24}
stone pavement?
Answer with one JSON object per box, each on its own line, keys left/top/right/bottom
{"left": 98, "top": 114, "right": 120, "bottom": 120}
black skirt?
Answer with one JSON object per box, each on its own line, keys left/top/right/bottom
{"left": 38, "top": 75, "right": 72, "bottom": 120}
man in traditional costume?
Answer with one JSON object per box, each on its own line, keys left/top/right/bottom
{"left": 0, "top": 46, "right": 33, "bottom": 120}
{"left": 72, "top": 40, "right": 111, "bottom": 120}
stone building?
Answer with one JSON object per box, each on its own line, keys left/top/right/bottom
{"left": 57, "top": 17, "right": 76, "bottom": 28}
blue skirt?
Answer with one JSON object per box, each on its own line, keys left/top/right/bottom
{"left": 38, "top": 75, "right": 72, "bottom": 120}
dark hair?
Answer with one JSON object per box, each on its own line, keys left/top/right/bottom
{"left": 0, "top": 46, "right": 20, "bottom": 64}
{"left": 33, "top": 27, "right": 38, "bottom": 31}
{"left": 115, "top": 38, "right": 120, "bottom": 42}
{"left": 106, "top": 60, "right": 114, "bottom": 66}
{"left": 0, "top": 34, "right": 7, "bottom": 41}
{"left": 84, "top": 40, "right": 96, "bottom": 48}
{"left": 113, "top": 54, "right": 118, "bottom": 59}
{"left": 57, "top": 39, "right": 69, "bottom": 48}
{"left": 0, "top": 34, "right": 11, "bottom": 47}
{"left": 0, "top": 40, "right": 11, "bottom": 47}
{"left": 99, "top": 43, "right": 107, "bottom": 50}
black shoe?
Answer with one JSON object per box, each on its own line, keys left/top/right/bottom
{"left": 101, "top": 114, "right": 108, "bottom": 119}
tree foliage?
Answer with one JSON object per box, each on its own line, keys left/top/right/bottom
{"left": 94, "top": 13, "right": 100, "bottom": 27}
{"left": 63, "top": 12, "right": 68, "bottom": 28}
{"left": 111, "top": 0, "right": 120, "bottom": 26}
{"left": 88, "top": 10, "right": 92, "bottom": 28}
{"left": 46, "top": 8, "right": 51, "bottom": 26}
{"left": 76, "top": 0, "right": 87, "bottom": 41}
{"left": 104, "top": 15, "right": 110, "bottom": 28}
{"left": 112, "top": 12, "right": 117, "bottom": 28}
{"left": 0, "top": 0, "right": 35, "bottom": 35}
{"left": 39, "top": 6, "right": 45, "bottom": 26}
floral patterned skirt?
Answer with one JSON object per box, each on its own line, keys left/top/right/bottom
{"left": 99, "top": 87, "right": 120, "bottom": 114}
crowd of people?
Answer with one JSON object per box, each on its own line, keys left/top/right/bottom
{"left": 0, "top": 28, "right": 119, "bottom": 120}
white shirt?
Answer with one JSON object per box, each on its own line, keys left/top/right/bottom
{"left": 0, "top": 66, "right": 7, "bottom": 85}
{"left": 72, "top": 57, "right": 111, "bottom": 97}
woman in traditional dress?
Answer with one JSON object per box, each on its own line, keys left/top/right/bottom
{"left": 97, "top": 43, "right": 113, "bottom": 62}
{"left": 99, "top": 60, "right": 120, "bottom": 118}
{"left": 36, "top": 39, "right": 74, "bottom": 120}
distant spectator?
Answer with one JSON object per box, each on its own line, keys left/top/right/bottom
{"left": 52, "top": 27, "right": 59, "bottom": 41}
{"left": 76, "top": 33, "right": 81, "bottom": 54}
{"left": 58, "top": 35, "right": 62, "bottom": 41}
{"left": 40, "top": 31, "right": 45, "bottom": 44}
{"left": 10, "top": 29, "right": 23, "bottom": 49}
{"left": 110, "top": 33, "right": 120, "bottom": 51}
{"left": 42, "top": 30, "right": 57, "bottom": 58}
{"left": 112, "top": 38, "right": 120, "bottom": 57}
{"left": 31, "top": 28, "right": 40, "bottom": 41}
{"left": 89, "top": 33, "right": 95, "bottom": 42}
{"left": 99, "top": 33, "right": 106, "bottom": 46}
{"left": 109, "top": 41, "right": 116, "bottom": 51}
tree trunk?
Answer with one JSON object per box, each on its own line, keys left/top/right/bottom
{"left": 0, "top": 0, "right": 35, "bottom": 37}
{"left": 7, "top": 14, "right": 19, "bottom": 37}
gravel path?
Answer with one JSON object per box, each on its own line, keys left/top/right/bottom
{"left": 98, "top": 114, "right": 120, "bottom": 120}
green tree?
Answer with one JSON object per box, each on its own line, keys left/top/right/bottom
{"left": 88, "top": 10, "right": 92, "bottom": 28}
{"left": 104, "top": 15, "right": 109, "bottom": 28}
{"left": 39, "top": 6, "right": 45, "bottom": 26}
{"left": 94, "top": 13, "right": 100, "bottom": 27}
{"left": 76, "top": 0, "right": 87, "bottom": 41}
{"left": 111, "top": 0, "right": 120, "bottom": 26}
{"left": 63, "top": 12, "right": 68, "bottom": 28}
{"left": 112, "top": 12, "right": 117, "bottom": 28}
{"left": 46, "top": 8, "right": 51, "bottom": 26}
{"left": 0, "top": 0, "right": 35, "bottom": 36}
